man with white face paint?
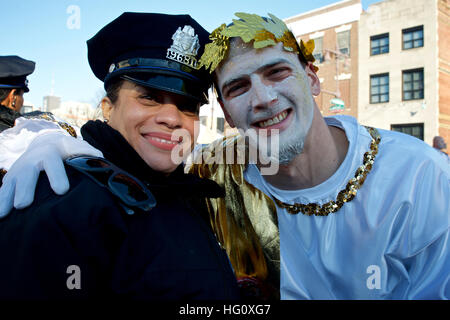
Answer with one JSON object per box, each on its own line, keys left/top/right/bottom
{"left": 0, "top": 12, "right": 449, "bottom": 300}
{"left": 214, "top": 39, "right": 317, "bottom": 166}
{"left": 198, "top": 13, "right": 450, "bottom": 299}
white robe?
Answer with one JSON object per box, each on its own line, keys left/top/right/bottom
{"left": 244, "top": 115, "right": 450, "bottom": 299}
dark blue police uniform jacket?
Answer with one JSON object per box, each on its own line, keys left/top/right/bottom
{"left": 0, "top": 120, "right": 240, "bottom": 300}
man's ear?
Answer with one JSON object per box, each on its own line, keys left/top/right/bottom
{"left": 218, "top": 98, "right": 236, "bottom": 128}
{"left": 4, "top": 89, "right": 16, "bottom": 109}
{"left": 305, "top": 62, "right": 321, "bottom": 96}
{"left": 8, "top": 89, "right": 16, "bottom": 100}
{"left": 101, "top": 97, "right": 113, "bottom": 121}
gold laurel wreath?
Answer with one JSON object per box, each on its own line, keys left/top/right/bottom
{"left": 199, "top": 12, "right": 319, "bottom": 73}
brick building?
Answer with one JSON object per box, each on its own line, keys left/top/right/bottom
{"left": 438, "top": 0, "right": 450, "bottom": 151}
{"left": 284, "top": 0, "right": 362, "bottom": 118}
{"left": 284, "top": 0, "right": 449, "bottom": 150}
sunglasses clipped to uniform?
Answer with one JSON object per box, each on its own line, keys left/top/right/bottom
{"left": 65, "top": 156, "right": 156, "bottom": 215}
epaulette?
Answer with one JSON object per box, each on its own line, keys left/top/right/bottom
{"left": 23, "top": 112, "right": 77, "bottom": 138}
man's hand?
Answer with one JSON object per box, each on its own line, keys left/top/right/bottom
{"left": 0, "top": 132, "right": 103, "bottom": 218}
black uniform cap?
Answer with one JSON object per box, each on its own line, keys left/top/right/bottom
{"left": 87, "top": 12, "right": 212, "bottom": 104}
{"left": 0, "top": 56, "right": 35, "bottom": 93}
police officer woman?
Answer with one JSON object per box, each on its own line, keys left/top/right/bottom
{"left": 0, "top": 13, "right": 240, "bottom": 300}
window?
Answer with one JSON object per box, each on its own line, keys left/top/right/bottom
{"left": 402, "top": 26, "right": 423, "bottom": 50}
{"left": 217, "top": 117, "right": 225, "bottom": 133}
{"left": 337, "top": 30, "right": 350, "bottom": 55}
{"left": 370, "top": 73, "right": 389, "bottom": 103}
{"left": 312, "top": 37, "right": 324, "bottom": 63}
{"left": 403, "top": 68, "right": 424, "bottom": 100}
{"left": 391, "top": 123, "right": 424, "bottom": 141}
{"left": 370, "top": 33, "right": 389, "bottom": 55}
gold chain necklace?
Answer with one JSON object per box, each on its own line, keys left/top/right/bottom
{"left": 273, "top": 126, "right": 381, "bottom": 216}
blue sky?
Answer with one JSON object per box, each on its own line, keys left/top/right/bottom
{"left": 1, "top": 0, "right": 381, "bottom": 109}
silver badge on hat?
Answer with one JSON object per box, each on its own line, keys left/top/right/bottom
{"left": 166, "top": 26, "right": 200, "bottom": 69}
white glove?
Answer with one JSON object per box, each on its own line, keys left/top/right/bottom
{"left": 0, "top": 131, "right": 103, "bottom": 218}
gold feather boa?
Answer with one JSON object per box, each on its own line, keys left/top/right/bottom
{"left": 187, "top": 135, "right": 280, "bottom": 297}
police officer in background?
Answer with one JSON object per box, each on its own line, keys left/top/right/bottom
{"left": 0, "top": 56, "right": 74, "bottom": 186}
{"left": 0, "top": 55, "right": 35, "bottom": 131}
{"left": 433, "top": 135, "right": 450, "bottom": 163}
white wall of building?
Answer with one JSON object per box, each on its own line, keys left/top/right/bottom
{"left": 197, "top": 89, "right": 225, "bottom": 144}
{"left": 358, "top": 0, "right": 438, "bottom": 144}
{"left": 52, "top": 100, "right": 96, "bottom": 127}
{"left": 286, "top": 1, "right": 362, "bottom": 36}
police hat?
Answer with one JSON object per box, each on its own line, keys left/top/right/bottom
{"left": 0, "top": 56, "right": 35, "bottom": 93}
{"left": 87, "top": 12, "right": 212, "bottom": 104}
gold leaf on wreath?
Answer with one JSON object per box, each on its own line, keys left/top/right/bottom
{"left": 279, "top": 31, "right": 300, "bottom": 54}
{"left": 254, "top": 30, "right": 277, "bottom": 48}
{"left": 198, "top": 12, "right": 319, "bottom": 73}
{"left": 299, "top": 39, "right": 319, "bottom": 72}
{"left": 198, "top": 24, "right": 229, "bottom": 73}
{"left": 254, "top": 39, "right": 277, "bottom": 49}
{"left": 265, "top": 13, "right": 288, "bottom": 38}
{"left": 300, "top": 39, "right": 315, "bottom": 60}
{"left": 223, "top": 12, "right": 267, "bottom": 42}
